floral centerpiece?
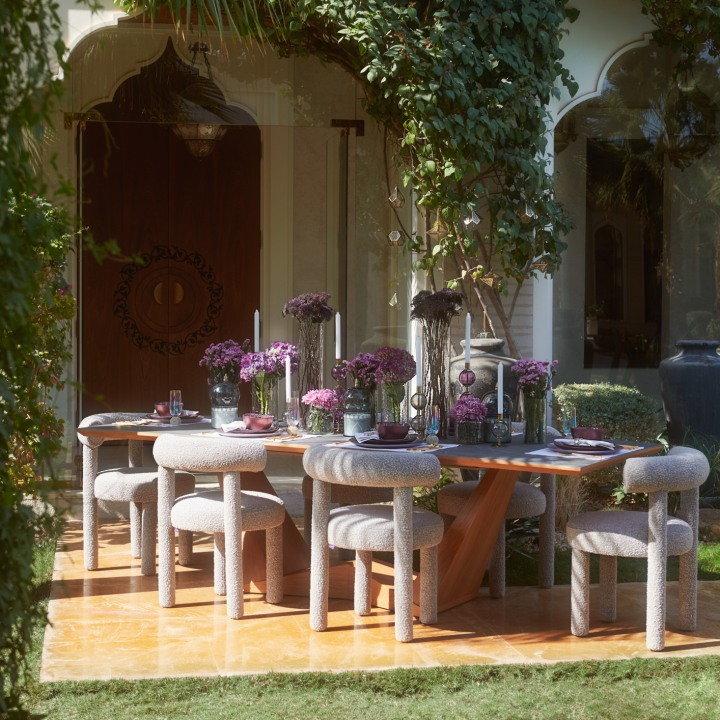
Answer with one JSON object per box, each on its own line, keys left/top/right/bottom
{"left": 511, "top": 358, "right": 558, "bottom": 443}
{"left": 343, "top": 352, "right": 381, "bottom": 391}
{"left": 411, "top": 288, "right": 463, "bottom": 437}
{"left": 240, "top": 341, "right": 299, "bottom": 416}
{"left": 199, "top": 339, "right": 250, "bottom": 384}
{"left": 450, "top": 394, "right": 488, "bottom": 444}
{"left": 283, "top": 292, "right": 334, "bottom": 420}
{"left": 302, "top": 387, "right": 342, "bottom": 434}
{"left": 339, "top": 352, "right": 381, "bottom": 436}
{"left": 374, "top": 346, "right": 417, "bottom": 424}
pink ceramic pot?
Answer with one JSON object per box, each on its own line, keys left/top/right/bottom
{"left": 243, "top": 413, "right": 274, "bottom": 431}
{"left": 377, "top": 422, "right": 410, "bottom": 441}
{"left": 571, "top": 426, "right": 604, "bottom": 440}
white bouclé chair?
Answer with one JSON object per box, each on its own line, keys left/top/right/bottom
{"left": 303, "top": 445, "right": 444, "bottom": 642}
{"left": 153, "top": 434, "right": 285, "bottom": 619}
{"left": 567, "top": 446, "right": 709, "bottom": 651}
{"left": 78, "top": 413, "right": 195, "bottom": 575}
{"left": 436, "top": 423, "right": 559, "bottom": 597}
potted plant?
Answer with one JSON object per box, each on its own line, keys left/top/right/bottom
{"left": 451, "top": 394, "right": 488, "bottom": 445}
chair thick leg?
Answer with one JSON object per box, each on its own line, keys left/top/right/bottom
{"left": 177, "top": 530, "right": 193, "bottom": 566}
{"left": 265, "top": 524, "right": 284, "bottom": 604}
{"left": 224, "top": 472, "right": 243, "bottom": 619}
{"left": 214, "top": 533, "right": 226, "bottom": 596}
{"left": 310, "top": 480, "right": 331, "bottom": 632}
{"left": 355, "top": 550, "right": 372, "bottom": 616}
{"left": 598, "top": 555, "right": 617, "bottom": 622}
{"left": 130, "top": 502, "right": 143, "bottom": 559}
{"left": 140, "top": 501, "right": 157, "bottom": 576}
{"left": 646, "top": 492, "right": 668, "bottom": 651}
{"left": 393, "top": 487, "right": 414, "bottom": 643}
{"left": 419, "top": 546, "right": 438, "bottom": 625}
{"left": 571, "top": 546, "right": 590, "bottom": 637}
{"left": 538, "top": 474, "right": 556, "bottom": 588}
{"left": 678, "top": 550, "right": 698, "bottom": 632}
{"left": 83, "top": 445, "right": 99, "bottom": 571}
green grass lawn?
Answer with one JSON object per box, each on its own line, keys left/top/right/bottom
{"left": 22, "top": 538, "right": 720, "bottom": 720}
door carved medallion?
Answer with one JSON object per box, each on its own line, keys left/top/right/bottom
{"left": 112, "top": 244, "right": 223, "bottom": 355}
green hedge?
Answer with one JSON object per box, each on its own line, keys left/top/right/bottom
{"left": 552, "top": 383, "right": 663, "bottom": 442}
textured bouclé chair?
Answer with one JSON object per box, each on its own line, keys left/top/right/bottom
{"left": 153, "top": 434, "right": 284, "bottom": 619}
{"left": 77, "top": 413, "right": 195, "bottom": 575}
{"left": 303, "top": 444, "right": 444, "bottom": 642}
{"left": 567, "top": 446, "right": 709, "bottom": 651}
{"left": 435, "top": 423, "right": 559, "bottom": 596}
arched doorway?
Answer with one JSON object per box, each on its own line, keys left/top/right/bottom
{"left": 80, "top": 40, "right": 260, "bottom": 415}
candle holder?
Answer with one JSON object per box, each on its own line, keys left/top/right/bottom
{"left": 459, "top": 363, "right": 476, "bottom": 395}
{"left": 488, "top": 414, "right": 511, "bottom": 445}
{"left": 410, "top": 386, "right": 428, "bottom": 439}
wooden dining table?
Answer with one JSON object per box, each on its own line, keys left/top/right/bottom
{"left": 77, "top": 418, "right": 662, "bottom": 613}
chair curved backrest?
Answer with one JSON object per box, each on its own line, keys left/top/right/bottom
{"left": 303, "top": 444, "right": 440, "bottom": 488}
{"left": 624, "top": 446, "right": 709, "bottom": 494}
{"left": 77, "top": 413, "right": 147, "bottom": 448}
{"left": 153, "top": 434, "right": 267, "bottom": 474}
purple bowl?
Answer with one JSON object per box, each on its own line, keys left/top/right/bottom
{"left": 154, "top": 402, "right": 170, "bottom": 417}
{"left": 571, "top": 426, "right": 604, "bottom": 440}
{"left": 377, "top": 422, "right": 411, "bottom": 441}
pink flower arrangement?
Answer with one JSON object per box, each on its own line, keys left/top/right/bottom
{"left": 511, "top": 359, "right": 558, "bottom": 397}
{"left": 451, "top": 394, "right": 488, "bottom": 422}
{"left": 302, "top": 387, "right": 342, "bottom": 411}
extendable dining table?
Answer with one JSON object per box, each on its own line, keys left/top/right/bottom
{"left": 77, "top": 418, "right": 662, "bottom": 613}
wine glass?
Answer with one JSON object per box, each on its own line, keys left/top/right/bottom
{"left": 169, "top": 390, "right": 182, "bottom": 425}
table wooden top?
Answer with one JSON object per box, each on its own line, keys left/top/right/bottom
{"left": 77, "top": 420, "right": 662, "bottom": 476}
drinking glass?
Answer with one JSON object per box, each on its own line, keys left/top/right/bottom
{"left": 285, "top": 392, "right": 302, "bottom": 434}
{"left": 562, "top": 404, "right": 577, "bottom": 437}
{"left": 169, "top": 390, "right": 183, "bottom": 425}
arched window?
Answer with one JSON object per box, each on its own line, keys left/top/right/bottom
{"left": 554, "top": 43, "right": 719, "bottom": 389}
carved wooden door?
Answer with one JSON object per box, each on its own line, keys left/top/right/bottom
{"left": 80, "top": 120, "right": 260, "bottom": 416}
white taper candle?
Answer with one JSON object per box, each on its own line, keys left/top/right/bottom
{"left": 415, "top": 333, "right": 423, "bottom": 388}
{"left": 497, "top": 362, "right": 504, "bottom": 417}
{"left": 335, "top": 312, "right": 342, "bottom": 360}
{"left": 285, "top": 354, "right": 292, "bottom": 402}
{"left": 465, "top": 312, "right": 471, "bottom": 364}
{"left": 253, "top": 309, "right": 260, "bottom": 352}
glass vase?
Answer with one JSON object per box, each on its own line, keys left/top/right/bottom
{"left": 296, "top": 318, "right": 324, "bottom": 423}
{"left": 209, "top": 377, "right": 239, "bottom": 429}
{"left": 251, "top": 373, "right": 279, "bottom": 418}
{"left": 343, "top": 383, "right": 372, "bottom": 437}
{"left": 421, "top": 320, "right": 451, "bottom": 439}
{"left": 377, "top": 381, "right": 408, "bottom": 424}
{"left": 523, "top": 391, "right": 547, "bottom": 444}
{"left": 306, "top": 407, "right": 334, "bottom": 434}
{"left": 456, "top": 420, "right": 484, "bottom": 445}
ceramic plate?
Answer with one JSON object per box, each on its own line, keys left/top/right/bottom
{"left": 550, "top": 440, "right": 619, "bottom": 455}
{"left": 350, "top": 436, "right": 422, "bottom": 450}
{"left": 220, "top": 428, "right": 280, "bottom": 439}
{"left": 146, "top": 411, "right": 203, "bottom": 422}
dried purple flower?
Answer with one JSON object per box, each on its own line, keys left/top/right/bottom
{"left": 410, "top": 288, "right": 463, "bottom": 322}
{"left": 343, "top": 352, "right": 381, "bottom": 390}
{"left": 374, "top": 346, "right": 417, "bottom": 385}
{"left": 282, "top": 292, "right": 334, "bottom": 323}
